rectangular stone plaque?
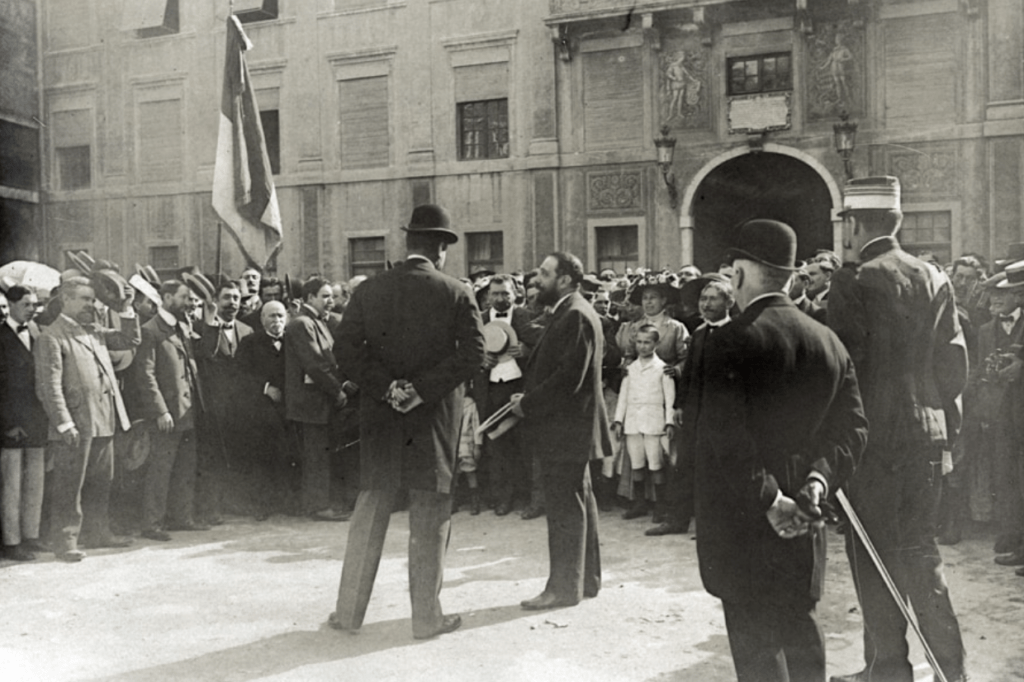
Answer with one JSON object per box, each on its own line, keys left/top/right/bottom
{"left": 728, "top": 93, "right": 791, "bottom": 134}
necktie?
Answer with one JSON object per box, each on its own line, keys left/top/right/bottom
{"left": 16, "top": 324, "right": 29, "bottom": 334}
{"left": 222, "top": 323, "right": 234, "bottom": 331}
{"left": 1000, "top": 315, "right": 1015, "bottom": 322}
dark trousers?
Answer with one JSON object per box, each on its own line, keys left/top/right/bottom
{"left": 485, "top": 381, "right": 528, "bottom": 505}
{"left": 844, "top": 452, "right": 966, "bottom": 682}
{"left": 721, "top": 597, "right": 825, "bottom": 682}
{"left": 663, "top": 438, "right": 695, "bottom": 528}
{"left": 195, "top": 411, "right": 226, "bottom": 521}
{"left": 142, "top": 429, "right": 196, "bottom": 529}
{"left": 334, "top": 487, "right": 452, "bottom": 637}
{"left": 540, "top": 460, "right": 601, "bottom": 601}
{"left": 49, "top": 436, "right": 114, "bottom": 553}
{"left": 294, "top": 421, "right": 332, "bottom": 514}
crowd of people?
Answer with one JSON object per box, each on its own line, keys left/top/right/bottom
{"left": 0, "top": 179, "right": 1020, "bottom": 679}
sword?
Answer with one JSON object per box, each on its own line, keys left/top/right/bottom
{"left": 834, "top": 489, "right": 948, "bottom": 682}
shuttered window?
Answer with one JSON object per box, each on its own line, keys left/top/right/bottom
{"left": 467, "top": 232, "right": 504, "bottom": 275}
{"left": 339, "top": 76, "right": 389, "bottom": 170}
{"left": 884, "top": 15, "right": 957, "bottom": 126}
{"left": 138, "top": 99, "right": 183, "bottom": 183}
{"left": 583, "top": 48, "right": 643, "bottom": 151}
{"left": 52, "top": 109, "right": 92, "bottom": 190}
{"left": 596, "top": 225, "right": 639, "bottom": 274}
{"left": 350, "top": 237, "right": 386, "bottom": 278}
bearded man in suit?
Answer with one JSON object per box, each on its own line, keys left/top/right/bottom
{"left": 510, "top": 251, "right": 610, "bottom": 610}
{"left": 330, "top": 204, "right": 484, "bottom": 639}
{"left": 35, "top": 276, "right": 140, "bottom": 562}
{"left": 694, "top": 220, "right": 867, "bottom": 682}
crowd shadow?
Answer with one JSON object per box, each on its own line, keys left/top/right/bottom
{"left": 80, "top": 603, "right": 534, "bottom": 682}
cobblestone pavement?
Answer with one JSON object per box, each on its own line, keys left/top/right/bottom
{"left": 2, "top": 509, "right": 1022, "bottom": 681}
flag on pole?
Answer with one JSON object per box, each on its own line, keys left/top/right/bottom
{"left": 212, "top": 15, "right": 282, "bottom": 269}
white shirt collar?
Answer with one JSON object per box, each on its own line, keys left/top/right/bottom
{"left": 6, "top": 316, "right": 27, "bottom": 333}
{"left": 1000, "top": 308, "right": 1021, "bottom": 325}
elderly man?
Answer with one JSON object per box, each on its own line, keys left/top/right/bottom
{"left": 696, "top": 221, "right": 866, "bottom": 682}
{"left": 331, "top": 204, "right": 484, "bottom": 639}
{"left": 1, "top": 285, "right": 49, "bottom": 561}
{"left": 285, "top": 277, "right": 350, "bottom": 522}
{"left": 511, "top": 252, "right": 610, "bottom": 611}
{"left": 35, "top": 277, "right": 140, "bottom": 562}
{"left": 829, "top": 177, "right": 968, "bottom": 682}
{"left": 133, "top": 280, "right": 206, "bottom": 541}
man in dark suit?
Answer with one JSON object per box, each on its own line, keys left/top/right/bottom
{"left": 238, "top": 300, "right": 297, "bottom": 519}
{"left": 693, "top": 220, "right": 867, "bottom": 682}
{"left": 0, "top": 285, "right": 49, "bottom": 561}
{"left": 829, "top": 177, "right": 968, "bottom": 682}
{"left": 285, "top": 277, "right": 350, "bottom": 522}
{"left": 194, "top": 279, "right": 253, "bottom": 523}
{"left": 646, "top": 277, "right": 734, "bottom": 537}
{"left": 330, "top": 204, "right": 484, "bottom": 639}
{"left": 132, "top": 280, "right": 206, "bottom": 541}
{"left": 35, "top": 276, "right": 140, "bottom": 562}
{"left": 473, "top": 274, "right": 535, "bottom": 517}
{"left": 510, "top": 251, "right": 610, "bottom": 610}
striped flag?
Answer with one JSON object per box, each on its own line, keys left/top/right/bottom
{"left": 212, "top": 15, "right": 282, "bottom": 269}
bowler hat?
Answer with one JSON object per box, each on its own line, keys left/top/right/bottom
{"left": 725, "top": 219, "right": 799, "bottom": 271}
{"left": 401, "top": 204, "right": 459, "bottom": 244}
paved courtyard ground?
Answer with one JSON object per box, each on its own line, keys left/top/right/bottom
{"left": 2, "top": 509, "right": 1022, "bottom": 681}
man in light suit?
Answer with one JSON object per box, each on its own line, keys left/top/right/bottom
{"left": 511, "top": 252, "right": 610, "bottom": 610}
{"left": 132, "top": 280, "right": 205, "bottom": 541}
{"left": 285, "top": 276, "right": 350, "bottom": 522}
{"left": 330, "top": 204, "right": 484, "bottom": 639}
{"left": 0, "top": 285, "right": 49, "bottom": 561}
{"left": 35, "top": 276, "right": 140, "bottom": 562}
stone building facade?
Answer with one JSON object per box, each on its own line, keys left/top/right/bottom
{"left": 26, "top": 0, "right": 1024, "bottom": 278}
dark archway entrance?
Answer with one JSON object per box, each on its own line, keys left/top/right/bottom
{"left": 691, "top": 152, "right": 833, "bottom": 273}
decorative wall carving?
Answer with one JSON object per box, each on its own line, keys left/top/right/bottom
{"left": 806, "top": 20, "right": 865, "bottom": 121}
{"left": 658, "top": 27, "right": 710, "bottom": 131}
{"left": 886, "top": 143, "right": 959, "bottom": 198}
{"left": 587, "top": 170, "right": 643, "bottom": 211}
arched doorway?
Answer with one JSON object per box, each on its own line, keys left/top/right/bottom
{"left": 689, "top": 151, "right": 835, "bottom": 273}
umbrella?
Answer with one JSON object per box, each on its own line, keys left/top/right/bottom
{"left": 0, "top": 261, "right": 62, "bottom": 296}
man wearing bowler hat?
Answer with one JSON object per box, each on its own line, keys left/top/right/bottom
{"left": 693, "top": 219, "right": 866, "bottom": 682}
{"left": 330, "top": 204, "right": 484, "bottom": 639}
{"left": 828, "top": 177, "right": 969, "bottom": 682}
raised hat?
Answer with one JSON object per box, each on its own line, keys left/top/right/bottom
{"left": 996, "top": 260, "right": 1024, "bottom": 289}
{"left": 724, "top": 219, "right": 799, "bottom": 271}
{"left": 182, "top": 271, "right": 217, "bottom": 304}
{"left": 401, "top": 204, "right": 459, "bottom": 244}
{"left": 135, "top": 263, "right": 162, "bottom": 287}
{"left": 839, "top": 176, "right": 901, "bottom": 214}
{"left": 129, "top": 273, "right": 162, "bottom": 308}
{"left": 92, "top": 270, "right": 131, "bottom": 309}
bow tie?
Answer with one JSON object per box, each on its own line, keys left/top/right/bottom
{"left": 1000, "top": 315, "right": 1016, "bottom": 323}
{"left": 493, "top": 310, "right": 510, "bottom": 318}
{"left": 16, "top": 324, "right": 29, "bottom": 334}
{"left": 221, "top": 323, "right": 234, "bottom": 331}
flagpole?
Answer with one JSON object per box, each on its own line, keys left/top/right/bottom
{"left": 216, "top": 222, "right": 223, "bottom": 276}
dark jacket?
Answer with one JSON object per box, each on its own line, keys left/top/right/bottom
{"left": 284, "top": 306, "right": 342, "bottom": 425}
{"left": 520, "top": 290, "right": 613, "bottom": 463}
{"left": 131, "top": 312, "right": 202, "bottom": 430}
{"left": 693, "top": 294, "right": 866, "bottom": 605}
{"left": 335, "top": 258, "right": 484, "bottom": 493}
{"left": 0, "top": 322, "right": 49, "bottom": 447}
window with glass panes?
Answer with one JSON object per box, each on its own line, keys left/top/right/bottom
{"left": 728, "top": 53, "right": 792, "bottom": 96}
{"left": 350, "top": 237, "right": 386, "bottom": 278}
{"left": 457, "top": 99, "right": 509, "bottom": 160}
{"left": 149, "top": 245, "right": 180, "bottom": 282}
{"left": 466, "top": 232, "right": 504, "bottom": 275}
{"left": 596, "top": 225, "right": 639, "bottom": 274}
{"left": 899, "top": 211, "right": 952, "bottom": 265}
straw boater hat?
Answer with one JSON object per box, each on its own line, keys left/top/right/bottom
{"left": 838, "top": 176, "right": 901, "bottom": 215}
{"left": 401, "top": 204, "right": 459, "bottom": 244}
{"left": 724, "top": 219, "right": 799, "bottom": 271}
{"left": 995, "top": 243, "right": 1024, "bottom": 270}
{"left": 995, "top": 261, "right": 1024, "bottom": 290}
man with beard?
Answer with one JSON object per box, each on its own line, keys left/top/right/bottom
{"left": 285, "top": 277, "right": 350, "bottom": 522}
{"left": 511, "top": 252, "right": 610, "bottom": 610}
{"left": 35, "top": 277, "right": 140, "bottom": 561}
{"left": 474, "top": 274, "right": 536, "bottom": 517}
{"left": 1, "top": 285, "right": 49, "bottom": 561}
{"left": 133, "top": 280, "right": 206, "bottom": 541}
{"left": 195, "top": 279, "right": 253, "bottom": 524}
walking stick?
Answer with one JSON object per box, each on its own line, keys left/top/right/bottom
{"left": 834, "top": 489, "right": 948, "bottom": 682}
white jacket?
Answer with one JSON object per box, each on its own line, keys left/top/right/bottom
{"left": 614, "top": 354, "right": 675, "bottom": 435}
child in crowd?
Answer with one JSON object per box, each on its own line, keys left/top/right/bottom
{"left": 612, "top": 325, "right": 676, "bottom": 523}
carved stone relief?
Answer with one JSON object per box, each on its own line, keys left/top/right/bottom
{"left": 658, "top": 28, "right": 710, "bottom": 131}
{"left": 587, "top": 170, "right": 643, "bottom": 211}
{"left": 886, "top": 143, "right": 959, "bottom": 198}
{"left": 806, "top": 20, "right": 865, "bottom": 120}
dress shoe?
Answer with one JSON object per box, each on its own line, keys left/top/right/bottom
{"left": 495, "top": 501, "right": 512, "bottom": 516}
{"left": 622, "top": 502, "right": 649, "bottom": 520}
{"left": 57, "top": 549, "right": 86, "bottom": 563}
{"left": 310, "top": 508, "right": 351, "bottom": 522}
{"left": 81, "top": 534, "right": 133, "bottom": 549}
{"left": 520, "top": 506, "right": 545, "bottom": 520}
{"left": 829, "top": 672, "right": 871, "bottom": 682}
{"left": 327, "top": 611, "right": 353, "bottom": 631}
{"left": 645, "top": 521, "right": 688, "bottom": 537}
{"left": 142, "top": 528, "right": 172, "bottom": 542}
{"left": 1016, "top": 566, "right": 1024, "bottom": 577}
{"left": 198, "top": 515, "right": 224, "bottom": 527}
{"left": 469, "top": 492, "right": 481, "bottom": 516}
{"left": 413, "top": 614, "right": 462, "bottom": 640}
{"left": 994, "top": 533, "right": 1020, "bottom": 554}
{"left": 166, "top": 520, "right": 211, "bottom": 532}
{"left": 520, "top": 592, "right": 579, "bottom": 610}
{"left": 995, "top": 552, "right": 1024, "bottom": 566}
{"left": 4, "top": 544, "right": 36, "bottom": 561}
{"left": 830, "top": 671, "right": 915, "bottom": 682}
{"left": 937, "top": 531, "right": 961, "bottom": 546}
{"left": 22, "top": 538, "right": 50, "bottom": 553}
